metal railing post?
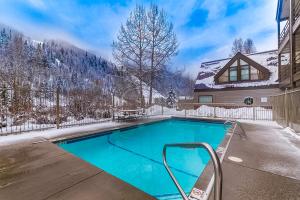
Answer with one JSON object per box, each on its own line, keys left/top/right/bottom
{"left": 284, "top": 89, "right": 289, "bottom": 127}
{"left": 56, "top": 87, "right": 60, "bottom": 129}
{"left": 163, "top": 143, "right": 222, "bottom": 200}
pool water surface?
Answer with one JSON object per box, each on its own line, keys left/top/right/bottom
{"left": 58, "top": 119, "right": 229, "bottom": 199}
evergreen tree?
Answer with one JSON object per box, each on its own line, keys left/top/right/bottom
{"left": 166, "top": 87, "right": 176, "bottom": 108}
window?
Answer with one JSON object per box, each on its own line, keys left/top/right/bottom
{"left": 229, "top": 66, "right": 237, "bottom": 81}
{"left": 216, "top": 57, "right": 265, "bottom": 84}
{"left": 244, "top": 97, "right": 254, "bottom": 105}
{"left": 241, "top": 65, "right": 250, "bottom": 80}
{"left": 199, "top": 95, "right": 213, "bottom": 104}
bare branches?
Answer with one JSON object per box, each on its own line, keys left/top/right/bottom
{"left": 230, "top": 38, "right": 256, "bottom": 56}
{"left": 112, "top": 4, "right": 178, "bottom": 106}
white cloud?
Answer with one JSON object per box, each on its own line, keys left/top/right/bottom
{"left": 27, "top": 0, "right": 46, "bottom": 10}
{"left": 201, "top": 0, "right": 226, "bottom": 20}
{"left": 179, "top": 0, "right": 277, "bottom": 78}
{"left": 0, "top": 0, "right": 278, "bottom": 75}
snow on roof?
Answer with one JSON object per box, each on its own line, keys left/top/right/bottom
{"left": 195, "top": 50, "right": 286, "bottom": 90}
{"left": 178, "top": 96, "right": 193, "bottom": 100}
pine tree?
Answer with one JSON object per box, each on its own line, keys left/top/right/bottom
{"left": 166, "top": 87, "right": 176, "bottom": 108}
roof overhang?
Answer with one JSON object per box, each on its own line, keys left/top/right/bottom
{"left": 194, "top": 84, "right": 280, "bottom": 92}
{"left": 276, "top": 0, "right": 290, "bottom": 22}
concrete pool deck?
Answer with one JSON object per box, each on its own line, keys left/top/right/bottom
{"left": 0, "top": 117, "right": 300, "bottom": 200}
{"left": 194, "top": 120, "right": 300, "bottom": 200}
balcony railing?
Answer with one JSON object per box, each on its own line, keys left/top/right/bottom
{"left": 279, "top": 1, "right": 300, "bottom": 47}
{"left": 279, "top": 20, "right": 290, "bottom": 46}
{"left": 295, "top": 0, "right": 300, "bottom": 21}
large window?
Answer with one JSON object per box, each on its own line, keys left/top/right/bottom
{"left": 241, "top": 65, "right": 250, "bottom": 80}
{"left": 199, "top": 95, "right": 213, "bottom": 104}
{"left": 217, "top": 58, "right": 263, "bottom": 83}
{"left": 229, "top": 66, "right": 237, "bottom": 81}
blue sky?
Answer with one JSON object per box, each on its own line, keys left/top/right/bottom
{"left": 0, "top": 0, "right": 278, "bottom": 77}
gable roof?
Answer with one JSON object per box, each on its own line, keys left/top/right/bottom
{"left": 213, "top": 52, "right": 270, "bottom": 83}
{"left": 194, "top": 50, "right": 288, "bottom": 91}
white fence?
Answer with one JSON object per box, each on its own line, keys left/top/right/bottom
{"left": 146, "top": 104, "right": 273, "bottom": 121}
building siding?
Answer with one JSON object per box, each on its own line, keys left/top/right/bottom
{"left": 194, "top": 88, "right": 281, "bottom": 106}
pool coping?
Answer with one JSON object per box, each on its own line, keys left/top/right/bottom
{"left": 51, "top": 116, "right": 234, "bottom": 200}
{"left": 50, "top": 117, "right": 170, "bottom": 144}
{"left": 188, "top": 118, "right": 238, "bottom": 200}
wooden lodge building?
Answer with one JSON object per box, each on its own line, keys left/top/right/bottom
{"left": 193, "top": 0, "right": 300, "bottom": 107}
{"left": 194, "top": 50, "right": 285, "bottom": 106}
{"left": 277, "top": 0, "right": 300, "bottom": 89}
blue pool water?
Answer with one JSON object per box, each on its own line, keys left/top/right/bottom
{"left": 57, "top": 119, "right": 229, "bottom": 199}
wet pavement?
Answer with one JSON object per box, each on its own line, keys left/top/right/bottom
{"left": 204, "top": 121, "right": 300, "bottom": 200}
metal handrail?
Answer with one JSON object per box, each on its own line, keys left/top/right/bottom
{"left": 162, "top": 143, "right": 222, "bottom": 200}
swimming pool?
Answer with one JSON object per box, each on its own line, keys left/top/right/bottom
{"left": 57, "top": 119, "right": 229, "bottom": 199}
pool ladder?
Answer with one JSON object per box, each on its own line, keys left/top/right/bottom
{"left": 162, "top": 143, "right": 222, "bottom": 200}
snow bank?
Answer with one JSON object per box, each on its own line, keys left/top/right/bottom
{"left": 283, "top": 127, "right": 300, "bottom": 140}
{"left": 146, "top": 105, "right": 272, "bottom": 120}
{"left": 0, "top": 121, "right": 121, "bottom": 146}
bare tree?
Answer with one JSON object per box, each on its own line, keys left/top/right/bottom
{"left": 146, "top": 4, "right": 178, "bottom": 105}
{"left": 230, "top": 38, "right": 244, "bottom": 56}
{"left": 243, "top": 38, "right": 256, "bottom": 54}
{"left": 112, "top": 5, "right": 149, "bottom": 108}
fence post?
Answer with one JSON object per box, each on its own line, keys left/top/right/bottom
{"left": 56, "top": 87, "right": 60, "bottom": 129}
{"left": 253, "top": 107, "right": 256, "bottom": 120}
{"left": 213, "top": 106, "right": 216, "bottom": 118}
{"left": 284, "top": 89, "right": 288, "bottom": 127}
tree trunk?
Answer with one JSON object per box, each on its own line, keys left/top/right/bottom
{"left": 149, "top": 74, "right": 153, "bottom": 106}
{"left": 149, "top": 36, "right": 155, "bottom": 106}
{"left": 139, "top": 78, "right": 143, "bottom": 108}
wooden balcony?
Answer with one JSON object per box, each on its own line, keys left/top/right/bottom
{"left": 278, "top": 0, "right": 300, "bottom": 51}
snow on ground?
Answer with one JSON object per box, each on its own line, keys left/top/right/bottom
{"left": 146, "top": 105, "right": 272, "bottom": 120}
{"left": 282, "top": 127, "right": 300, "bottom": 140}
{"left": 0, "top": 120, "right": 121, "bottom": 146}
{"left": 129, "top": 75, "right": 165, "bottom": 104}
{"left": 142, "top": 84, "right": 165, "bottom": 104}
{"left": 1, "top": 117, "right": 111, "bottom": 135}
{"left": 1, "top": 104, "right": 298, "bottom": 147}
{"left": 239, "top": 119, "right": 279, "bottom": 126}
